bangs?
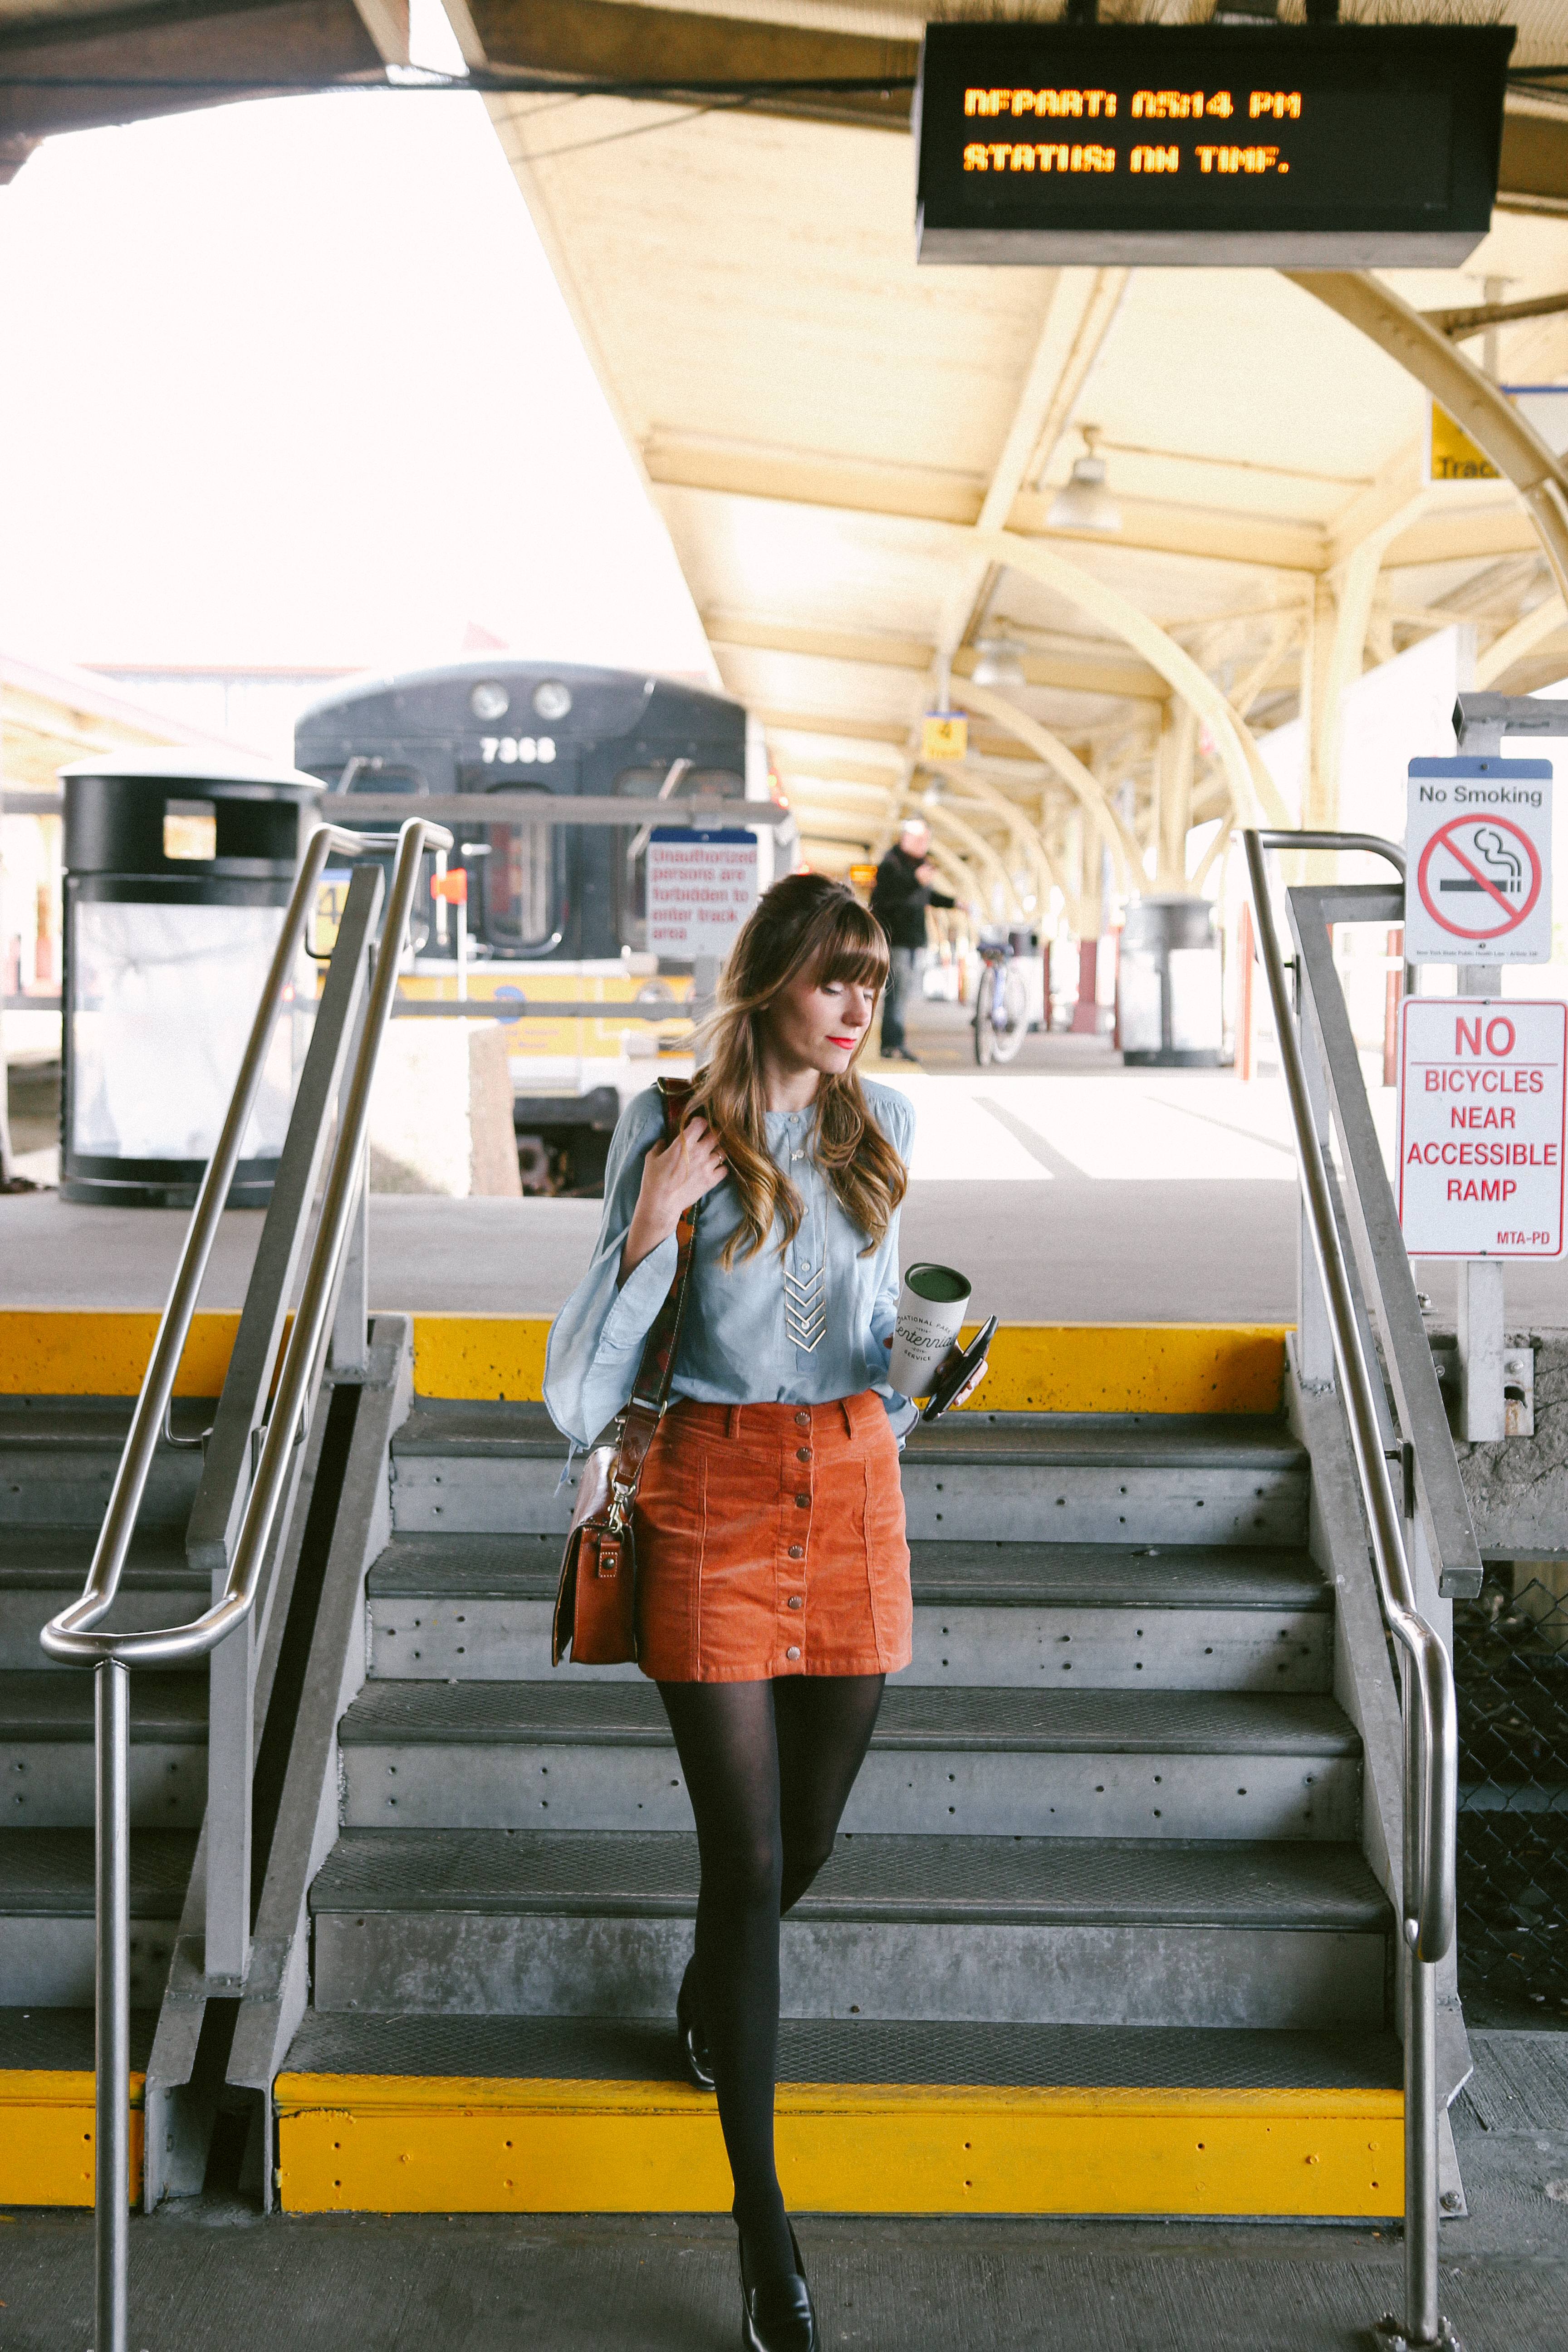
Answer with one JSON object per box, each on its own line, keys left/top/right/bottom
{"left": 800, "top": 897, "right": 890, "bottom": 991}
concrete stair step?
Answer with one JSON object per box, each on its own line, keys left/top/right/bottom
{"left": 0, "top": 1670, "right": 207, "bottom": 1827}
{"left": 387, "top": 1406, "right": 1309, "bottom": 1548}
{"left": 337, "top": 1681, "right": 1359, "bottom": 1839}
{"left": 272, "top": 2009, "right": 1403, "bottom": 2219}
{"left": 387, "top": 1404, "right": 1306, "bottom": 1471}
{"left": 0, "top": 1828, "right": 195, "bottom": 2006}
{"left": 0, "top": 1533, "right": 208, "bottom": 1670}
{"left": 307, "top": 1828, "right": 1390, "bottom": 2031}
{"left": 282, "top": 2005, "right": 1403, "bottom": 2089}
{"left": 0, "top": 1402, "right": 206, "bottom": 1531}
{"left": 363, "top": 1536, "right": 1332, "bottom": 1690}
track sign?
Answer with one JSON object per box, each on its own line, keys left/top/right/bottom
{"left": 922, "top": 712, "right": 967, "bottom": 761}
{"left": 646, "top": 827, "right": 759, "bottom": 960}
{"left": 1405, "top": 758, "right": 1553, "bottom": 965}
{"left": 1398, "top": 998, "right": 1566, "bottom": 1257}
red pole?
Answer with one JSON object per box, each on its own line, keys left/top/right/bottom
{"left": 1072, "top": 936, "right": 1099, "bottom": 1034}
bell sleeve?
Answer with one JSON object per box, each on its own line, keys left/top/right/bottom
{"left": 868, "top": 1087, "right": 921, "bottom": 1439}
{"left": 542, "top": 1088, "right": 678, "bottom": 1450}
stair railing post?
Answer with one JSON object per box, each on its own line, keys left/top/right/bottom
{"left": 1401, "top": 1643, "right": 1442, "bottom": 2352}
{"left": 1293, "top": 961, "right": 1336, "bottom": 1389}
{"left": 95, "top": 1656, "right": 130, "bottom": 2352}
{"left": 204, "top": 1612, "right": 255, "bottom": 1981}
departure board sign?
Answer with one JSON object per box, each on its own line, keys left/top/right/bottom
{"left": 915, "top": 23, "right": 1514, "bottom": 267}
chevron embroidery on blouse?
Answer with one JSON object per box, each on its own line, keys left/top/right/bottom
{"left": 784, "top": 1264, "right": 826, "bottom": 1352}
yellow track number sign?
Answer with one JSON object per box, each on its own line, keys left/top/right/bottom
{"left": 922, "top": 713, "right": 968, "bottom": 761}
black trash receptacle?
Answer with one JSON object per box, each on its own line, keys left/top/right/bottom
{"left": 1117, "top": 895, "right": 1224, "bottom": 1068}
{"left": 59, "top": 751, "right": 322, "bottom": 1206}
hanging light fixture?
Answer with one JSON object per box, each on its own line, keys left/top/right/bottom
{"left": 970, "top": 636, "right": 1028, "bottom": 689}
{"left": 1047, "top": 426, "right": 1122, "bottom": 534}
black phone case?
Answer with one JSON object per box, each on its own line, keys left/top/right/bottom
{"left": 920, "top": 1315, "right": 999, "bottom": 1423}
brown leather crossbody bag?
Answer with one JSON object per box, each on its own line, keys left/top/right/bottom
{"left": 551, "top": 1076, "right": 701, "bottom": 1666}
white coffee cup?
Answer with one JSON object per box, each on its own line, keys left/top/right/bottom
{"left": 887, "top": 1261, "right": 971, "bottom": 1398}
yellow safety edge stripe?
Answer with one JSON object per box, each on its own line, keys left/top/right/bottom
{"left": 1, "top": 1310, "right": 1287, "bottom": 1417}
{"left": 410, "top": 1317, "right": 1287, "bottom": 1414}
{"left": 273, "top": 2078, "right": 1401, "bottom": 2219}
{"left": 274, "top": 2076, "right": 1398, "bottom": 2117}
{"left": 0, "top": 2081, "right": 145, "bottom": 2209}
{"left": 0, "top": 2070, "right": 146, "bottom": 2106}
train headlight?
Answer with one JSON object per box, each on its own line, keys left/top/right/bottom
{"left": 470, "top": 681, "right": 510, "bottom": 721}
{"left": 533, "top": 680, "right": 572, "bottom": 721}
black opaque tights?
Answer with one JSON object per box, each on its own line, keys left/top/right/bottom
{"left": 657, "top": 1673, "right": 886, "bottom": 2287}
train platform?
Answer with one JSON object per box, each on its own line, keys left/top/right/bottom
{"left": 6, "top": 1035, "right": 1565, "bottom": 1332}
{"left": 0, "top": 2030, "right": 1564, "bottom": 2351}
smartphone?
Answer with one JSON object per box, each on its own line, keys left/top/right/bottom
{"left": 920, "top": 1315, "right": 998, "bottom": 1423}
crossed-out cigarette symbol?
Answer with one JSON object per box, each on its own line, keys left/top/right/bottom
{"left": 1417, "top": 814, "right": 1543, "bottom": 941}
{"left": 1437, "top": 826, "right": 1524, "bottom": 897}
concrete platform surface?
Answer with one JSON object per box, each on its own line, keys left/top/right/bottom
{"left": 4, "top": 1061, "right": 1567, "bottom": 1328}
{"left": 1, "top": 2035, "right": 1566, "bottom": 2350}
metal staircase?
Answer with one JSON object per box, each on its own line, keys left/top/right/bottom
{"left": 0, "top": 1399, "right": 206, "bottom": 2199}
{"left": 271, "top": 1393, "right": 1406, "bottom": 2219}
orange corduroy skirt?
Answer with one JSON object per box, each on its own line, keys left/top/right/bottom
{"left": 632, "top": 1390, "right": 911, "bottom": 1683}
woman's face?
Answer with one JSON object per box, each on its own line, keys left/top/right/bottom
{"left": 763, "top": 964, "right": 878, "bottom": 1078}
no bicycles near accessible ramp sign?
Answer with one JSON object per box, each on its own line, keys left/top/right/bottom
{"left": 1397, "top": 998, "right": 1567, "bottom": 1259}
{"left": 1405, "top": 757, "right": 1553, "bottom": 965}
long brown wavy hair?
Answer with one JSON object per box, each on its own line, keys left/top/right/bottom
{"left": 687, "top": 873, "right": 907, "bottom": 1268}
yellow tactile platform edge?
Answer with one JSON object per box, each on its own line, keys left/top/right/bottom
{"left": 0, "top": 1310, "right": 1286, "bottom": 1416}
{"left": 0, "top": 2072, "right": 145, "bottom": 2207}
{"left": 0, "top": 1309, "right": 243, "bottom": 1398}
{"left": 272, "top": 2076, "right": 1401, "bottom": 2219}
{"left": 409, "top": 1316, "right": 1288, "bottom": 1415}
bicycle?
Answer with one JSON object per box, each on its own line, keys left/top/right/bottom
{"left": 973, "top": 939, "right": 1029, "bottom": 1066}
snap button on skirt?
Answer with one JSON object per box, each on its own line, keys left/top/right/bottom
{"left": 632, "top": 1390, "right": 911, "bottom": 1683}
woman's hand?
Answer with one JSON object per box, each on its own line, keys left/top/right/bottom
{"left": 619, "top": 1118, "right": 727, "bottom": 1283}
{"left": 882, "top": 1337, "right": 990, "bottom": 1411}
{"left": 935, "top": 1342, "right": 989, "bottom": 1410}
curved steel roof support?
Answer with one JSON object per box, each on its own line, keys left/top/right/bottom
{"left": 1286, "top": 271, "right": 1568, "bottom": 606}
{"left": 906, "top": 790, "right": 1025, "bottom": 921}
{"left": 950, "top": 675, "right": 1138, "bottom": 893}
{"left": 968, "top": 528, "right": 1290, "bottom": 833}
{"left": 1305, "top": 493, "right": 1432, "bottom": 830}
{"left": 1475, "top": 588, "right": 1568, "bottom": 687}
{"left": 946, "top": 763, "right": 1065, "bottom": 915}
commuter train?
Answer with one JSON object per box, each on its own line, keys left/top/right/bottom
{"left": 293, "top": 661, "right": 778, "bottom": 1191}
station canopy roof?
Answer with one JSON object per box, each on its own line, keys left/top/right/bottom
{"left": 15, "top": 0, "right": 1568, "bottom": 919}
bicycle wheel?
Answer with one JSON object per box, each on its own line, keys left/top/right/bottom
{"left": 988, "top": 966, "right": 1029, "bottom": 1064}
{"left": 974, "top": 976, "right": 996, "bottom": 1066}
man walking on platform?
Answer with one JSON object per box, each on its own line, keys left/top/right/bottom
{"left": 870, "top": 818, "right": 955, "bottom": 1063}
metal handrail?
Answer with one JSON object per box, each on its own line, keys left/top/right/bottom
{"left": 1256, "top": 826, "right": 1407, "bottom": 878}
{"left": 1243, "top": 828, "right": 1459, "bottom": 2352}
{"left": 41, "top": 815, "right": 450, "bottom": 2352}
{"left": 39, "top": 817, "right": 446, "bottom": 1665}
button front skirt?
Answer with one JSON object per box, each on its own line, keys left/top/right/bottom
{"left": 631, "top": 1391, "right": 911, "bottom": 1682}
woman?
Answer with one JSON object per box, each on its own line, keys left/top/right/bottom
{"left": 546, "top": 873, "right": 962, "bottom": 2352}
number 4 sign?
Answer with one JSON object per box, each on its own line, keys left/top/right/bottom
{"left": 1406, "top": 758, "right": 1553, "bottom": 965}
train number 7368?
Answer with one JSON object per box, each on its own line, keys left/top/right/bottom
{"left": 480, "top": 735, "right": 557, "bottom": 765}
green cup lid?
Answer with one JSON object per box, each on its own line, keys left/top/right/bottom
{"left": 905, "top": 1262, "right": 970, "bottom": 1305}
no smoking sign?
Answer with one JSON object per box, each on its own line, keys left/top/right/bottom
{"left": 1406, "top": 758, "right": 1553, "bottom": 964}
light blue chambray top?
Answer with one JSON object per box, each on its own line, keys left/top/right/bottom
{"left": 542, "top": 1079, "right": 919, "bottom": 1452}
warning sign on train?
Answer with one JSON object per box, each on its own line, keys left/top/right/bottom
{"left": 1397, "top": 998, "right": 1567, "bottom": 1259}
{"left": 646, "top": 827, "right": 759, "bottom": 960}
{"left": 1406, "top": 758, "right": 1553, "bottom": 965}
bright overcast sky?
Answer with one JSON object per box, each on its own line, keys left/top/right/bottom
{"left": 0, "top": 54, "right": 712, "bottom": 678}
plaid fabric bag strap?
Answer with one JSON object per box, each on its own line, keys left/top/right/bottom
{"left": 605, "top": 1077, "right": 701, "bottom": 1530}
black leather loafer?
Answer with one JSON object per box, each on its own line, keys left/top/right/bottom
{"left": 739, "top": 2223, "right": 818, "bottom": 2352}
{"left": 676, "top": 1956, "right": 715, "bottom": 2094}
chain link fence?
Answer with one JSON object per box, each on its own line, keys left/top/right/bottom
{"left": 1455, "top": 1563, "right": 1568, "bottom": 2026}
